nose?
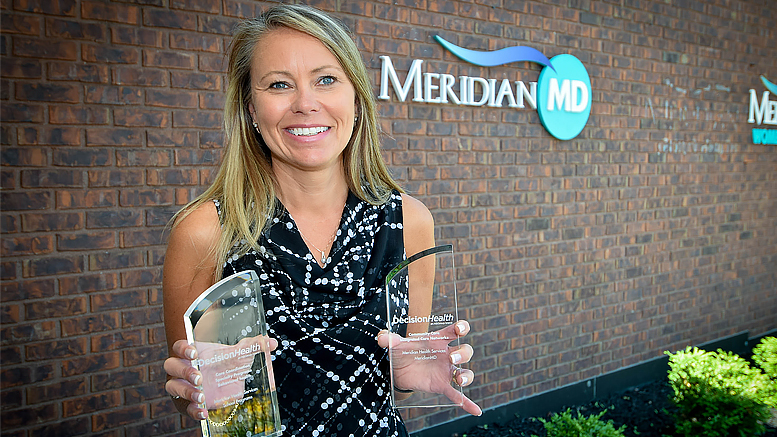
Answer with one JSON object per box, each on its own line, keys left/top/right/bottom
{"left": 291, "top": 85, "right": 320, "bottom": 114}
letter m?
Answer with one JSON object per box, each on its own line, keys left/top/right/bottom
{"left": 378, "top": 56, "right": 424, "bottom": 102}
{"left": 749, "top": 89, "right": 770, "bottom": 125}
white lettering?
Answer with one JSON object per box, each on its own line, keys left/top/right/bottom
{"left": 571, "top": 80, "right": 589, "bottom": 113}
{"left": 378, "top": 56, "right": 424, "bottom": 102}
{"left": 440, "top": 74, "right": 459, "bottom": 104}
{"left": 548, "top": 78, "right": 571, "bottom": 111}
{"left": 749, "top": 89, "right": 770, "bottom": 124}
{"left": 516, "top": 81, "right": 537, "bottom": 109}
{"left": 469, "top": 77, "right": 490, "bottom": 106}
{"left": 495, "top": 78, "right": 517, "bottom": 108}
{"left": 423, "top": 72, "right": 440, "bottom": 103}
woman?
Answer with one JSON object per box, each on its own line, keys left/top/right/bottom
{"left": 163, "top": 4, "right": 481, "bottom": 435}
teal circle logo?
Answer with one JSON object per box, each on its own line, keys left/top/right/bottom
{"left": 537, "top": 54, "right": 592, "bottom": 140}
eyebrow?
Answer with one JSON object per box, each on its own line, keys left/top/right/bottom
{"left": 258, "top": 64, "right": 344, "bottom": 83}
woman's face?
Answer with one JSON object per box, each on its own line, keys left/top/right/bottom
{"left": 249, "top": 28, "right": 357, "bottom": 173}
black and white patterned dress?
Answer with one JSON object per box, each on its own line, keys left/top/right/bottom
{"left": 218, "top": 190, "right": 410, "bottom": 437}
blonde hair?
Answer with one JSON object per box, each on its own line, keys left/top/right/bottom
{"left": 172, "top": 4, "right": 401, "bottom": 276}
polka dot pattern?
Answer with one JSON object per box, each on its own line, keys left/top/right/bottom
{"left": 217, "top": 191, "right": 409, "bottom": 436}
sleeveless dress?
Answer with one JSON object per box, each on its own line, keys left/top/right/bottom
{"left": 218, "top": 190, "right": 410, "bottom": 437}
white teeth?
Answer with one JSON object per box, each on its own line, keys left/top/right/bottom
{"left": 288, "top": 127, "right": 328, "bottom": 136}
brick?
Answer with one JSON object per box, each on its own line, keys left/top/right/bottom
{"left": 52, "top": 148, "right": 110, "bottom": 166}
{"left": 198, "top": 53, "right": 227, "bottom": 72}
{"left": 58, "top": 231, "right": 115, "bottom": 251}
{"left": 18, "top": 127, "right": 81, "bottom": 146}
{"left": 92, "top": 367, "right": 145, "bottom": 391}
{"left": 120, "top": 189, "right": 173, "bottom": 207}
{"left": 172, "top": 0, "right": 221, "bottom": 13}
{"left": 1, "top": 320, "right": 57, "bottom": 344}
{"left": 1, "top": 404, "right": 57, "bottom": 429}
{"left": 14, "top": 0, "right": 76, "bottom": 16}
{"left": 0, "top": 364, "right": 54, "bottom": 387}
{"left": 25, "top": 297, "right": 86, "bottom": 319}
{"left": 49, "top": 106, "right": 109, "bottom": 124}
{"left": 86, "top": 128, "right": 143, "bottom": 146}
{"left": 21, "top": 169, "right": 82, "bottom": 188}
{"left": 92, "top": 330, "right": 143, "bottom": 351}
{"left": 86, "top": 210, "right": 142, "bottom": 228}
{"left": 1, "top": 235, "right": 54, "bottom": 257}
{"left": 1, "top": 304, "right": 19, "bottom": 324}
{"left": 1, "top": 279, "right": 56, "bottom": 301}
{"left": 170, "top": 34, "right": 221, "bottom": 52}
{"left": 113, "top": 108, "right": 170, "bottom": 127}
{"left": 29, "top": 418, "right": 90, "bottom": 436}
{"left": 56, "top": 189, "right": 116, "bottom": 209}
{"left": 111, "top": 27, "right": 163, "bottom": 47}
{"left": 61, "top": 351, "right": 120, "bottom": 377}
{"left": 122, "top": 268, "right": 162, "bottom": 287}
{"left": 1, "top": 103, "right": 44, "bottom": 122}
{"left": 123, "top": 344, "right": 166, "bottom": 366}
{"left": 116, "top": 150, "right": 171, "bottom": 167}
{"left": 1, "top": 58, "right": 42, "bottom": 78}
{"left": 174, "top": 149, "right": 220, "bottom": 165}
{"left": 24, "top": 255, "right": 83, "bottom": 276}
{"left": 82, "top": 44, "right": 139, "bottom": 64}
{"left": 199, "top": 92, "right": 225, "bottom": 110}
{"left": 146, "top": 206, "right": 179, "bottom": 227}
{"left": 143, "top": 9, "right": 196, "bottom": 30}
{"left": 47, "top": 18, "right": 107, "bottom": 41}
{"left": 13, "top": 37, "right": 77, "bottom": 60}
{"left": 147, "top": 130, "right": 196, "bottom": 148}
{"left": 2, "top": 13, "right": 40, "bottom": 35}
{"left": 25, "top": 337, "right": 87, "bottom": 360}
{"left": 89, "top": 250, "right": 144, "bottom": 270}
{"left": 146, "top": 168, "right": 198, "bottom": 185}
{"left": 1, "top": 191, "right": 51, "bottom": 210}
{"left": 1, "top": 147, "right": 48, "bottom": 166}
{"left": 85, "top": 85, "right": 142, "bottom": 104}
{"left": 27, "top": 378, "right": 86, "bottom": 404}
{"left": 91, "top": 289, "right": 146, "bottom": 312}
{"left": 59, "top": 272, "right": 119, "bottom": 295}
{"left": 61, "top": 313, "right": 120, "bottom": 337}
{"left": 81, "top": 1, "right": 140, "bottom": 24}
{"left": 143, "top": 50, "right": 195, "bottom": 69}
{"left": 124, "top": 381, "right": 162, "bottom": 404}
{"left": 122, "top": 307, "right": 161, "bottom": 328}
{"left": 112, "top": 67, "right": 166, "bottom": 86}
{"left": 63, "top": 391, "right": 121, "bottom": 417}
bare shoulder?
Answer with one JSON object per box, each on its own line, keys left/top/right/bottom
{"left": 401, "top": 193, "right": 434, "bottom": 256}
{"left": 169, "top": 201, "right": 220, "bottom": 250}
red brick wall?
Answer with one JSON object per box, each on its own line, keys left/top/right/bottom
{"left": 1, "top": 0, "right": 776, "bottom": 435}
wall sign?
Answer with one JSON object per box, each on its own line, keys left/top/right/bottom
{"left": 748, "top": 75, "right": 777, "bottom": 145}
{"left": 378, "top": 36, "right": 592, "bottom": 141}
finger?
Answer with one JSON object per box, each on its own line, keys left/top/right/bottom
{"left": 163, "top": 356, "right": 202, "bottom": 386}
{"left": 454, "top": 320, "right": 470, "bottom": 337}
{"left": 375, "top": 331, "right": 403, "bottom": 349}
{"left": 442, "top": 383, "right": 482, "bottom": 416}
{"left": 165, "top": 378, "right": 205, "bottom": 405}
{"left": 449, "top": 344, "right": 474, "bottom": 365}
{"left": 172, "top": 339, "right": 197, "bottom": 360}
{"left": 186, "top": 398, "right": 208, "bottom": 421}
{"left": 453, "top": 368, "right": 475, "bottom": 387}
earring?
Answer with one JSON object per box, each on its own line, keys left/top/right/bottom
{"left": 252, "top": 121, "right": 260, "bottom": 134}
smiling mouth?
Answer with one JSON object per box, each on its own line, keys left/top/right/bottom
{"left": 287, "top": 127, "right": 330, "bottom": 136}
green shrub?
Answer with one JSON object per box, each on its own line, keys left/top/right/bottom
{"left": 752, "top": 336, "right": 777, "bottom": 408}
{"left": 666, "top": 346, "right": 772, "bottom": 437}
{"left": 532, "top": 408, "right": 625, "bottom": 437}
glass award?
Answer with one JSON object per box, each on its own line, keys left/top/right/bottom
{"left": 183, "top": 270, "right": 282, "bottom": 437}
{"left": 385, "top": 244, "right": 465, "bottom": 409}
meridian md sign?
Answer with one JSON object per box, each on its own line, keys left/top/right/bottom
{"left": 748, "top": 75, "right": 777, "bottom": 145}
{"left": 378, "top": 36, "right": 592, "bottom": 141}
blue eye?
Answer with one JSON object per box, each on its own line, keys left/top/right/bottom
{"left": 319, "top": 76, "right": 336, "bottom": 85}
{"left": 269, "top": 82, "right": 290, "bottom": 90}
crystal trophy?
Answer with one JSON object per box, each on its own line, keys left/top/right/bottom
{"left": 385, "top": 244, "right": 465, "bottom": 409}
{"left": 183, "top": 270, "right": 281, "bottom": 437}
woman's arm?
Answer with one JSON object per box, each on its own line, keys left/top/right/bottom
{"left": 401, "top": 194, "right": 436, "bottom": 335}
{"left": 162, "top": 201, "right": 221, "bottom": 418}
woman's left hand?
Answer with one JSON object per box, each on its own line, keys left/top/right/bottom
{"left": 376, "top": 320, "right": 482, "bottom": 416}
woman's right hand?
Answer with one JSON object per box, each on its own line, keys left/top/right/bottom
{"left": 164, "top": 339, "right": 208, "bottom": 420}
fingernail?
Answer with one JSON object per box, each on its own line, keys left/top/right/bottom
{"left": 460, "top": 375, "right": 469, "bottom": 385}
{"left": 193, "top": 392, "right": 204, "bottom": 404}
{"left": 186, "top": 348, "right": 196, "bottom": 360}
{"left": 456, "top": 322, "right": 467, "bottom": 333}
{"left": 191, "top": 373, "right": 201, "bottom": 386}
{"left": 197, "top": 411, "right": 207, "bottom": 420}
{"left": 450, "top": 353, "right": 461, "bottom": 364}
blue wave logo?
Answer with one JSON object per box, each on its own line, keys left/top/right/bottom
{"left": 761, "top": 75, "right": 777, "bottom": 95}
{"left": 435, "top": 36, "right": 591, "bottom": 141}
{"left": 433, "top": 36, "right": 556, "bottom": 72}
